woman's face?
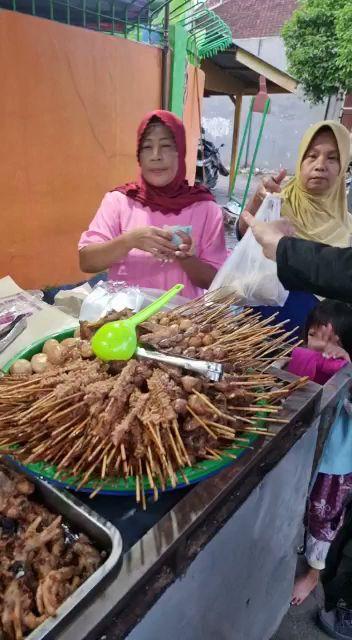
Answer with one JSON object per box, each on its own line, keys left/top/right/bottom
{"left": 300, "top": 129, "right": 340, "bottom": 194}
{"left": 139, "top": 123, "right": 179, "bottom": 187}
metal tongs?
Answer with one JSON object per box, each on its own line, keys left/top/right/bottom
{"left": 136, "top": 347, "right": 223, "bottom": 382}
{"left": 0, "top": 315, "right": 27, "bottom": 354}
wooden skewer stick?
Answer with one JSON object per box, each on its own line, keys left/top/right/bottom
{"left": 146, "top": 422, "right": 166, "bottom": 456}
{"left": 55, "top": 437, "right": 86, "bottom": 473}
{"left": 186, "top": 404, "right": 215, "bottom": 436}
{"left": 206, "top": 447, "right": 222, "bottom": 459}
{"left": 155, "top": 462, "right": 166, "bottom": 491}
{"left": 145, "top": 460, "right": 155, "bottom": 490}
{"left": 115, "top": 455, "right": 122, "bottom": 473}
{"left": 239, "top": 427, "right": 276, "bottom": 437}
{"left": 47, "top": 401, "right": 86, "bottom": 423}
{"left": 89, "top": 484, "right": 104, "bottom": 499}
{"left": 172, "top": 420, "right": 192, "bottom": 467}
{"left": 139, "top": 460, "right": 147, "bottom": 510}
{"left": 135, "top": 474, "right": 141, "bottom": 503}
{"left": 227, "top": 405, "right": 279, "bottom": 413}
{"left": 179, "top": 468, "right": 190, "bottom": 485}
{"left": 192, "top": 389, "right": 256, "bottom": 425}
{"left": 167, "top": 427, "right": 184, "bottom": 467}
{"left": 147, "top": 445, "right": 156, "bottom": 473}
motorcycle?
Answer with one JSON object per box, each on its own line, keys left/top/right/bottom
{"left": 195, "top": 132, "right": 229, "bottom": 189}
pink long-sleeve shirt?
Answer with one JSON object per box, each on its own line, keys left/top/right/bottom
{"left": 79, "top": 191, "right": 227, "bottom": 299}
{"left": 287, "top": 347, "right": 347, "bottom": 385}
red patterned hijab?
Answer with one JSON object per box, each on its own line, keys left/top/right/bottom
{"left": 112, "top": 110, "right": 215, "bottom": 213}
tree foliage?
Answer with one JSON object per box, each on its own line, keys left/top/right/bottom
{"left": 282, "top": 0, "right": 352, "bottom": 103}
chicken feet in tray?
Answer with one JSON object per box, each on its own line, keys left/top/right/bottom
{"left": 0, "top": 463, "right": 103, "bottom": 640}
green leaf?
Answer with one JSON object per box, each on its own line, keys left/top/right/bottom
{"left": 282, "top": 0, "right": 350, "bottom": 102}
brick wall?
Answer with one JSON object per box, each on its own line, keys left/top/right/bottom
{"left": 212, "top": 0, "right": 297, "bottom": 39}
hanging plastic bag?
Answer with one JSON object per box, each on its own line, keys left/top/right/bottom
{"left": 209, "top": 195, "right": 289, "bottom": 307}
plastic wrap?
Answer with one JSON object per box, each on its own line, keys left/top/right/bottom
{"left": 79, "top": 281, "right": 189, "bottom": 323}
{"left": 0, "top": 292, "right": 43, "bottom": 329}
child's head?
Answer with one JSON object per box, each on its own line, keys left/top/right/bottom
{"left": 304, "top": 300, "right": 352, "bottom": 358}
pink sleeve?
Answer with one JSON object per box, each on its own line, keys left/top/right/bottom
{"left": 318, "top": 355, "right": 348, "bottom": 377}
{"left": 287, "top": 347, "right": 318, "bottom": 380}
{"left": 78, "top": 192, "right": 121, "bottom": 249}
{"left": 198, "top": 203, "right": 227, "bottom": 268}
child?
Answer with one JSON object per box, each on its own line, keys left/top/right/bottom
{"left": 288, "top": 300, "right": 352, "bottom": 606}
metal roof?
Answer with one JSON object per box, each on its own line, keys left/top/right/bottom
{"left": 202, "top": 43, "right": 297, "bottom": 96}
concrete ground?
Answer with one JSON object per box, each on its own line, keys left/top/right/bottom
{"left": 213, "top": 172, "right": 262, "bottom": 207}
{"left": 213, "top": 176, "right": 331, "bottom": 640}
{"left": 271, "top": 558, "right": 329, "bottom": 640}
{"left": 271, "top": 550, "right": 336, "bottom": 640}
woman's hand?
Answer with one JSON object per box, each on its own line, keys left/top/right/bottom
{"left": 249, "top": 168, "right": 287, "bottom": 214}
{"left": 242, "top": 211, "right": 295, "bottom": 261}
{"left": 127, "top": 227, "right": 175, "bottom": 258}
{"left": 238, "top": 169, "right": 287, "bottom": 238}
{"left": 174, "top": 231, "right": 194, "bottom": 259}
{"left": 261, "top": 168, "right": 287, "bottom": 196}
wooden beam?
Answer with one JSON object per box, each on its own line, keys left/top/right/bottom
{"left": 201, "top": 59, "right": 246, "bottom": 95}
{"left": 229, "top": 94, "right": 243, "bottom": 197}
{"left": 235, "top": 47, "right": 297, "bottom": 94}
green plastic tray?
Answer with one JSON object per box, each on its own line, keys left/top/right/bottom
{"left": 2, "top": 330, "right": 259, "bottom": 495}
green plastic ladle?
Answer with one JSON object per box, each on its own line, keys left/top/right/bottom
{"left": 91, "top": 283, "right": 184, "bottom": 362}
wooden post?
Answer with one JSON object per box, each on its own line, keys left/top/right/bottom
{"left": 228, "top": 94, "right": 242, "bottom": 198}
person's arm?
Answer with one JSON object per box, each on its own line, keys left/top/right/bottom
{"left": 79, "top": 193, "right": 175, "bottom": 274}
{"left": 175, "top": 257, "right": 217, "bottom": 289}
{"left": 80, "top": 228, "right": 176, "bottom": 273}
{"left": 237, "top": 191, "right": 266, "bottom": 238}
{"left": 277, "top": 238, "right": 352, "bottom": 302}
{"left": 241, "top": 210, "right": 352, "bottom": 302}
{"left": 175, "top": 203, "right": 227, "bottom": 289}
{"left": 80, "top": 236, "right": 131, "bottom": 273}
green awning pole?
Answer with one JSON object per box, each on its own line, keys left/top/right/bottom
{"left": 240, "top": 97, "right": 270, "bottom": 211}
{"left": 228, "top": 96, "right": 254, "bottom": 201}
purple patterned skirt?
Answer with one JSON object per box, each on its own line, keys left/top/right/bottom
{"left": 305, "top": 473, "right": 352, "bottom": 570}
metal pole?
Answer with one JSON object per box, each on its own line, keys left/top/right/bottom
{"left": 228, "top": 96, "right": 254, "bottom": 200}
{"left": 241, "top": 97, "right": 270, "bottom": 211}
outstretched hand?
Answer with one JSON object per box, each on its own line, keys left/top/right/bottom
{"left": 251, "top": 168, "right": 288, "bottom": 208}
{"left": 238, "top": 168, "right": 288, "bottom": 238}
{"left": 242, "top": 211, "right": 295, "bottom": 261}
{"left": 262, "top": 168, "right": 287, "bottom": 194}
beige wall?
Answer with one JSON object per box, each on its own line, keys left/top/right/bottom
{"left": 0, "top": 11, "right": 162, "bottom": 288}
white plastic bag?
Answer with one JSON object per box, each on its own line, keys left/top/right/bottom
{"left": 210, "top": 195, "right": 289, "bottom": 307}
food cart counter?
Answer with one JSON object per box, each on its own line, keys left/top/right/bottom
{"left": 56, "top": 367, "right": 352, "bottom": 640}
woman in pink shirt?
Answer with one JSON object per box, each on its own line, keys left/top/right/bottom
{"left": 79, "top": 110, "right": 227, "bottom": 299}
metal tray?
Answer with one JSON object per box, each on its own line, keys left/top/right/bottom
{"left": 1, "top": 456, "right": 123, "bottom": 640}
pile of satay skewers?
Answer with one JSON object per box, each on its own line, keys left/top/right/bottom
{"left": 0, "top": 292, "right": 306, "bottom": 508}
